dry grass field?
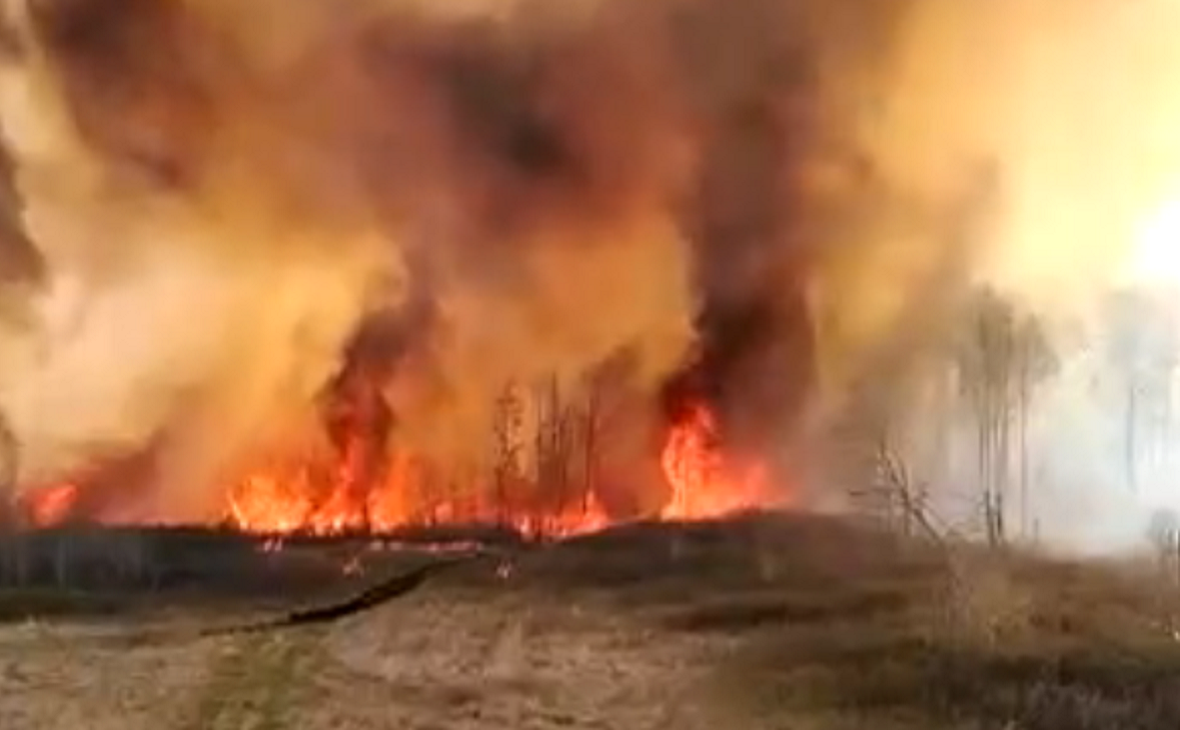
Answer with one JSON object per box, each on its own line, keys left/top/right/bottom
{"left": 1, "top": 513, "right": 1179, "bottom": 730}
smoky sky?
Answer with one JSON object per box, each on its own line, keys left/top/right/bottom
{"left": 0, "top": 0, "right": 1029, "bottom": 519}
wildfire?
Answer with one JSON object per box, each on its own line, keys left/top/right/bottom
{"left": 221, "top": 396, "right": 773, "bottom": 537}
{"left": 19, "top": 399, "right": 776, "bottom": 537}
{"left": 225, "top": 456, "right": 613, "bottom": 540}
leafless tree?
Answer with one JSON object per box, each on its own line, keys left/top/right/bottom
{"left": 1103, "top": 290, "right": 1179, "bottom": 497}
{"left": 956, "top": 289, "right": 1056, "bottom": 546}
{"left": 533, "top": 376, "right": 573, "bottom": 510}
{"left": 491, "top": 381, "right": 526, "bottom": 523}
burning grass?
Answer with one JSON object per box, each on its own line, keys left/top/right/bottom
{"left": 1, "top": 513, "right": 1179, "bottom": 729}
{"left": 14, "top": 397, "right": 780, "bottom": 540}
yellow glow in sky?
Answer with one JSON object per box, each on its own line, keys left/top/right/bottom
{"left": 1126, "top": 194, "right": 1180, "bottom": 289}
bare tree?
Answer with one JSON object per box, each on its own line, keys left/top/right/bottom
{"left": 533, "top": 376, "right": 571, "bottom": 509}
{"left": 1103, "top": 289, "right": 1179, "bottom": 497}
{"left": 490, "top": 381, "right": 526, "bottom": 524}
{"left": 956, "top": 289, "right": 1056, "bottom": 545}
{"left": 1011, "top": 313, "right": 1057, "bottom": 539}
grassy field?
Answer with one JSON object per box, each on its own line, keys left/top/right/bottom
{"left": 0, "top": 513, "right": 1178, "bottom": 729}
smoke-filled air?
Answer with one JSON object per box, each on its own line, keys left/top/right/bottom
{"left": 0, "top": 0, "right": 1179, "bottom": 550}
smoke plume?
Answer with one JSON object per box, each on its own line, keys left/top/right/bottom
{"left": 0, "top": 0, "right": 1174, "bottom": 528}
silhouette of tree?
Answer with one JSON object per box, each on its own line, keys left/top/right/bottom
{"left": 1102, "top": 288, "right": 1180, "bottom": 496}
{"left": 955, "top": 288, "right": 1057, "bottom": 544}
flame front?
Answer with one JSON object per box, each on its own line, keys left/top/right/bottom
{"left": 224, "top": 458, "right": 613, "bottom": 539}
{"left": 214, "top": 398, "right": 773, "bottom": 539}
{"left": 225, "top": 458, "right": 613, "bottom": 539}
{"left": 14, "top": 374, "right": 788, "bottom": 536}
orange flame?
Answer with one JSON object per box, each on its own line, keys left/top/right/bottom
{"left": 18, "top": 401, "right": 777, "bottom": 536}
{"left": 225, "top": 399, "right": 772, "bottom": 537}
{"left": 225, "top": 447, "right": 613, "bottom": 539}
{"left": 659, "top": 402, "right": 771, "bottom": 520}
{"left": 22, "top": 483, "right": 80, "bottom": 527}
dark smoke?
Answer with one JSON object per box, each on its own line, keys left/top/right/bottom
{"left": 0, "top": 0, "right": 998, "bottom": 520}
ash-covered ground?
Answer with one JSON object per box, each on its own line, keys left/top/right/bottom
{"left": 1, "top": 513, "right": 1179, "bottom": 730}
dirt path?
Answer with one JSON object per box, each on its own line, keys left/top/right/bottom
{"left": 0, "top": 589, "right": 738, "bottom": 730}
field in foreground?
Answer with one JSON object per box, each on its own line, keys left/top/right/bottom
{"left": 0, "top": 514, "right": 1179, "bottom": 730}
